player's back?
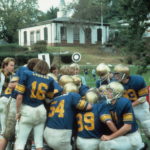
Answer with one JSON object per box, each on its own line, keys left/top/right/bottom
{"left": 16, "top": 70, "right": 55, "bottom": 107}
{"left": 76, "top": 102, "right": 111, "bottom": 139}
{"left": 46, "top": 92, "right": 82, "bottom": 130}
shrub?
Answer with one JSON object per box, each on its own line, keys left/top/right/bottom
{"left": 0, "top": 44, "right": 28, "bottom": 53}
{"left": 31, "top": 40, "right": 47, "bottom": 52}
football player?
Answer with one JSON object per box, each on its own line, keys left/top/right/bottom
{"left": 96, "top": 63, "right": 113, "bottom": 88}
{"left": 70, "top": 63, "right": 87, "bottom": 85}
{"left": 99, "top": 82, "right": 144, "bottom": 150}
{"left": 76, "top": 90, "right": 117, "bottom": 150}
{"left": 44, "top": 83, "right": 92, "bottom": 150}
{"left": 0, "top": 76, "right": 19, "bottom": 150}
{"left": 113, "top": 64, "right": 150, "bottom": 139}
{"left": 15, "top": 58, "right": 40, "bottom": 78}
{"left": 72, "top": 75, "right": 89, "bottom": 99}
{"left": 15, "top": 60, "right": 57, "bottom": 150}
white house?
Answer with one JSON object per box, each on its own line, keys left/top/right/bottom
{"left": 18, "top": 0, "right": 110, "bottom": 46}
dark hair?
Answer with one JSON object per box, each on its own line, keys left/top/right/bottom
{"left": 1, "top": 57, "right": 15, "bottom": 69}
{"left": 27, "top": 58, "right": 40, "bottom": 71}
{"left": 33, "top": 60, "right": 49, "bottom": 75}
{"left": 50, "top": 64, "right": 58, "bottom": 73}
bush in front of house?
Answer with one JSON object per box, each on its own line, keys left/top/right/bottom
{"left": 0, "top": 43, "right": 28, "bottom": 53}
{"left": 31, "top": 40, "right": 47, "bottom": 52}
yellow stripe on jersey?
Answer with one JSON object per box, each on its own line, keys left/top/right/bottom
{"left": 4, "top": 87, "right": 12, "bottom": 95}
{"left": 138, "top": 87, "right": 148, "bottom": 97}
{"left": 123, "top": 113, "right": 133, "bottom": 122}
{"left": 123, "top": 89, "right": 138, "bottom": 101}
{"left": 82, "top": 96, "right": 85, "bottom": 99}
{"left": 76, "top": 100, "right": 87, "bottom": 110}
{"left": 15, "top": 84, "right": 25, "bottom": 93}
{"left": 54, "top": 89, "right": 59, "bottom": 94}
{"left": 51, "top": 101, "right": 57, "bottom": 105}
{"left": 100, "top": 114, "right": 111, "bottom": 123}
{"left": 47, "top": 89, "right": 59, "bottom": 99}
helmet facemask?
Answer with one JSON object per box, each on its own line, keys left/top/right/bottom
{"left": 113, "top": 72, "right": 127, "bottom": 82}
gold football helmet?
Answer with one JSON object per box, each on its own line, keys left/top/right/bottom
{"left": 72, "top": 75, "right": 82, "bottom": 87}
{"left": 96, "top": 63, "right": 110, "bottom": 76}
{"left": 59, "top": 75, "right": 73, "bottom": 87}
{"left": 85, "top": 90, "right": 99, "bottom": 104}
{"left": 63, "top": 83, "right": 79, "bottom": 93}
{"left": 99, "top": 84, "right": 107, "bottom": 96}
{"left": 106, "top": 81, "right": 124, "bottom": 101}
{"left": 96, "top": 63, "right": 111, "bottom": 82}
{"left": 114, "top": 64, "right": 130, "bottom": 82}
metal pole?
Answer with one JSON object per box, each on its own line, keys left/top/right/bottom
{"left": 101, "top": 1, "right": 103, "bottom": 45}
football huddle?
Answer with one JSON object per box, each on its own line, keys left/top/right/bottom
{"left": 0, "top": 57, "right": 150, "bottom": 150}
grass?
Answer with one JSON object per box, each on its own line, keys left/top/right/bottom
{"left": 47, "top": 45, "right": 150, "bottom": 85}
{"left": 47, "top": 45, "right": 124, "bottom": 65}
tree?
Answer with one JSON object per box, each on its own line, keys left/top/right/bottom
{"left": 117, "top": 0, "right": 150, "bottom": 71}
{"left": 69, "top": 0, "right": 110, "bottom": 22}
{"left": 0, "top": 0, "right": 39, "bottom": 43}
{"left": 37, "top": 7, "right": 59, "bottom": 22}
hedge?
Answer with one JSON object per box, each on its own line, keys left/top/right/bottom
{"left": 0, "top": 44, "right": 28, "bottom": 53}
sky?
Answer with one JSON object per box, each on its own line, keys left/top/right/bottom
{"left": 38, "top": 0, "right": 74, "bottom": 12}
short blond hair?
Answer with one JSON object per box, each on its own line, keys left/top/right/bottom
{"left": 70, "top": 63, "right": 80, "bottom": 70}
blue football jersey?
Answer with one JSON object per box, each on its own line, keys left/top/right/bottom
{"left": 123, "top": 75, "right": 148, "bottom": 102}
{"left": 96, "top": 79, "right": 109, "bottom": 88}
{"left": 15, "top": 66, "right": 29, "bottom": 78}
{"left": 1, "top": 87, "right": 13, "bottom": 98}
{"left": 1, "top": 87, "right": 17, "bottom": 99}
{"left": 46, "top": 92, "right": 88, "bottom": 130}
{"left": 108, "top": 97, "right": 138, "bottom": 133}
{"left": 76, "top": 102, "right": 112, "bottom": 138}
{"left": 15, "top": 70, "right": 56, "bottom": 107}
{"left": 79, "top": 84, "right": 89, "bottom": 98}
{"left": 96, "top": 77, "right": 115, "bottom": 88}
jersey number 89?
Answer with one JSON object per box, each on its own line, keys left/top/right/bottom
{"left": 76, "top": 112, "right": 95, "bottom": 132}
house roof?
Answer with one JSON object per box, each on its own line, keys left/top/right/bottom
{"left": 20, "top": 17, "right": 109, "bottom": 29}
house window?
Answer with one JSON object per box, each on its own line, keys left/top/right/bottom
{"left": 30, "top": 31, "right": 34, "bottom": 45}
{"left": 85, "top": 28, "right": 91, "bottom": 43}
{"left": 61, "top": 26, "right": 67, "bottom": 41}
{"left": 24, "top": 31, "right": 27, "bottom": 45}
{"left": 44, "top": 27, "right": 48, "bottom": 41}
{"left": 36, "top": 30, "right": 40, "bottom": 42}
{"left": 73, "top": 27, "right": 79, "bottom": 42}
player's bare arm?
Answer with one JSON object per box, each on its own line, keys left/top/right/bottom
{"left": 101, "top": 124, "right": 131, "bottom": 141}
{"left": 106, "top": 120, "right": 118, "bottom": 133}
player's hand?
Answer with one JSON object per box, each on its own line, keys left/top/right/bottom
{"left": 101, "top": 135, "right": 112, "bottom": 141}
{"left": 16, "top": 113, "right": 21, "bottom": 121}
